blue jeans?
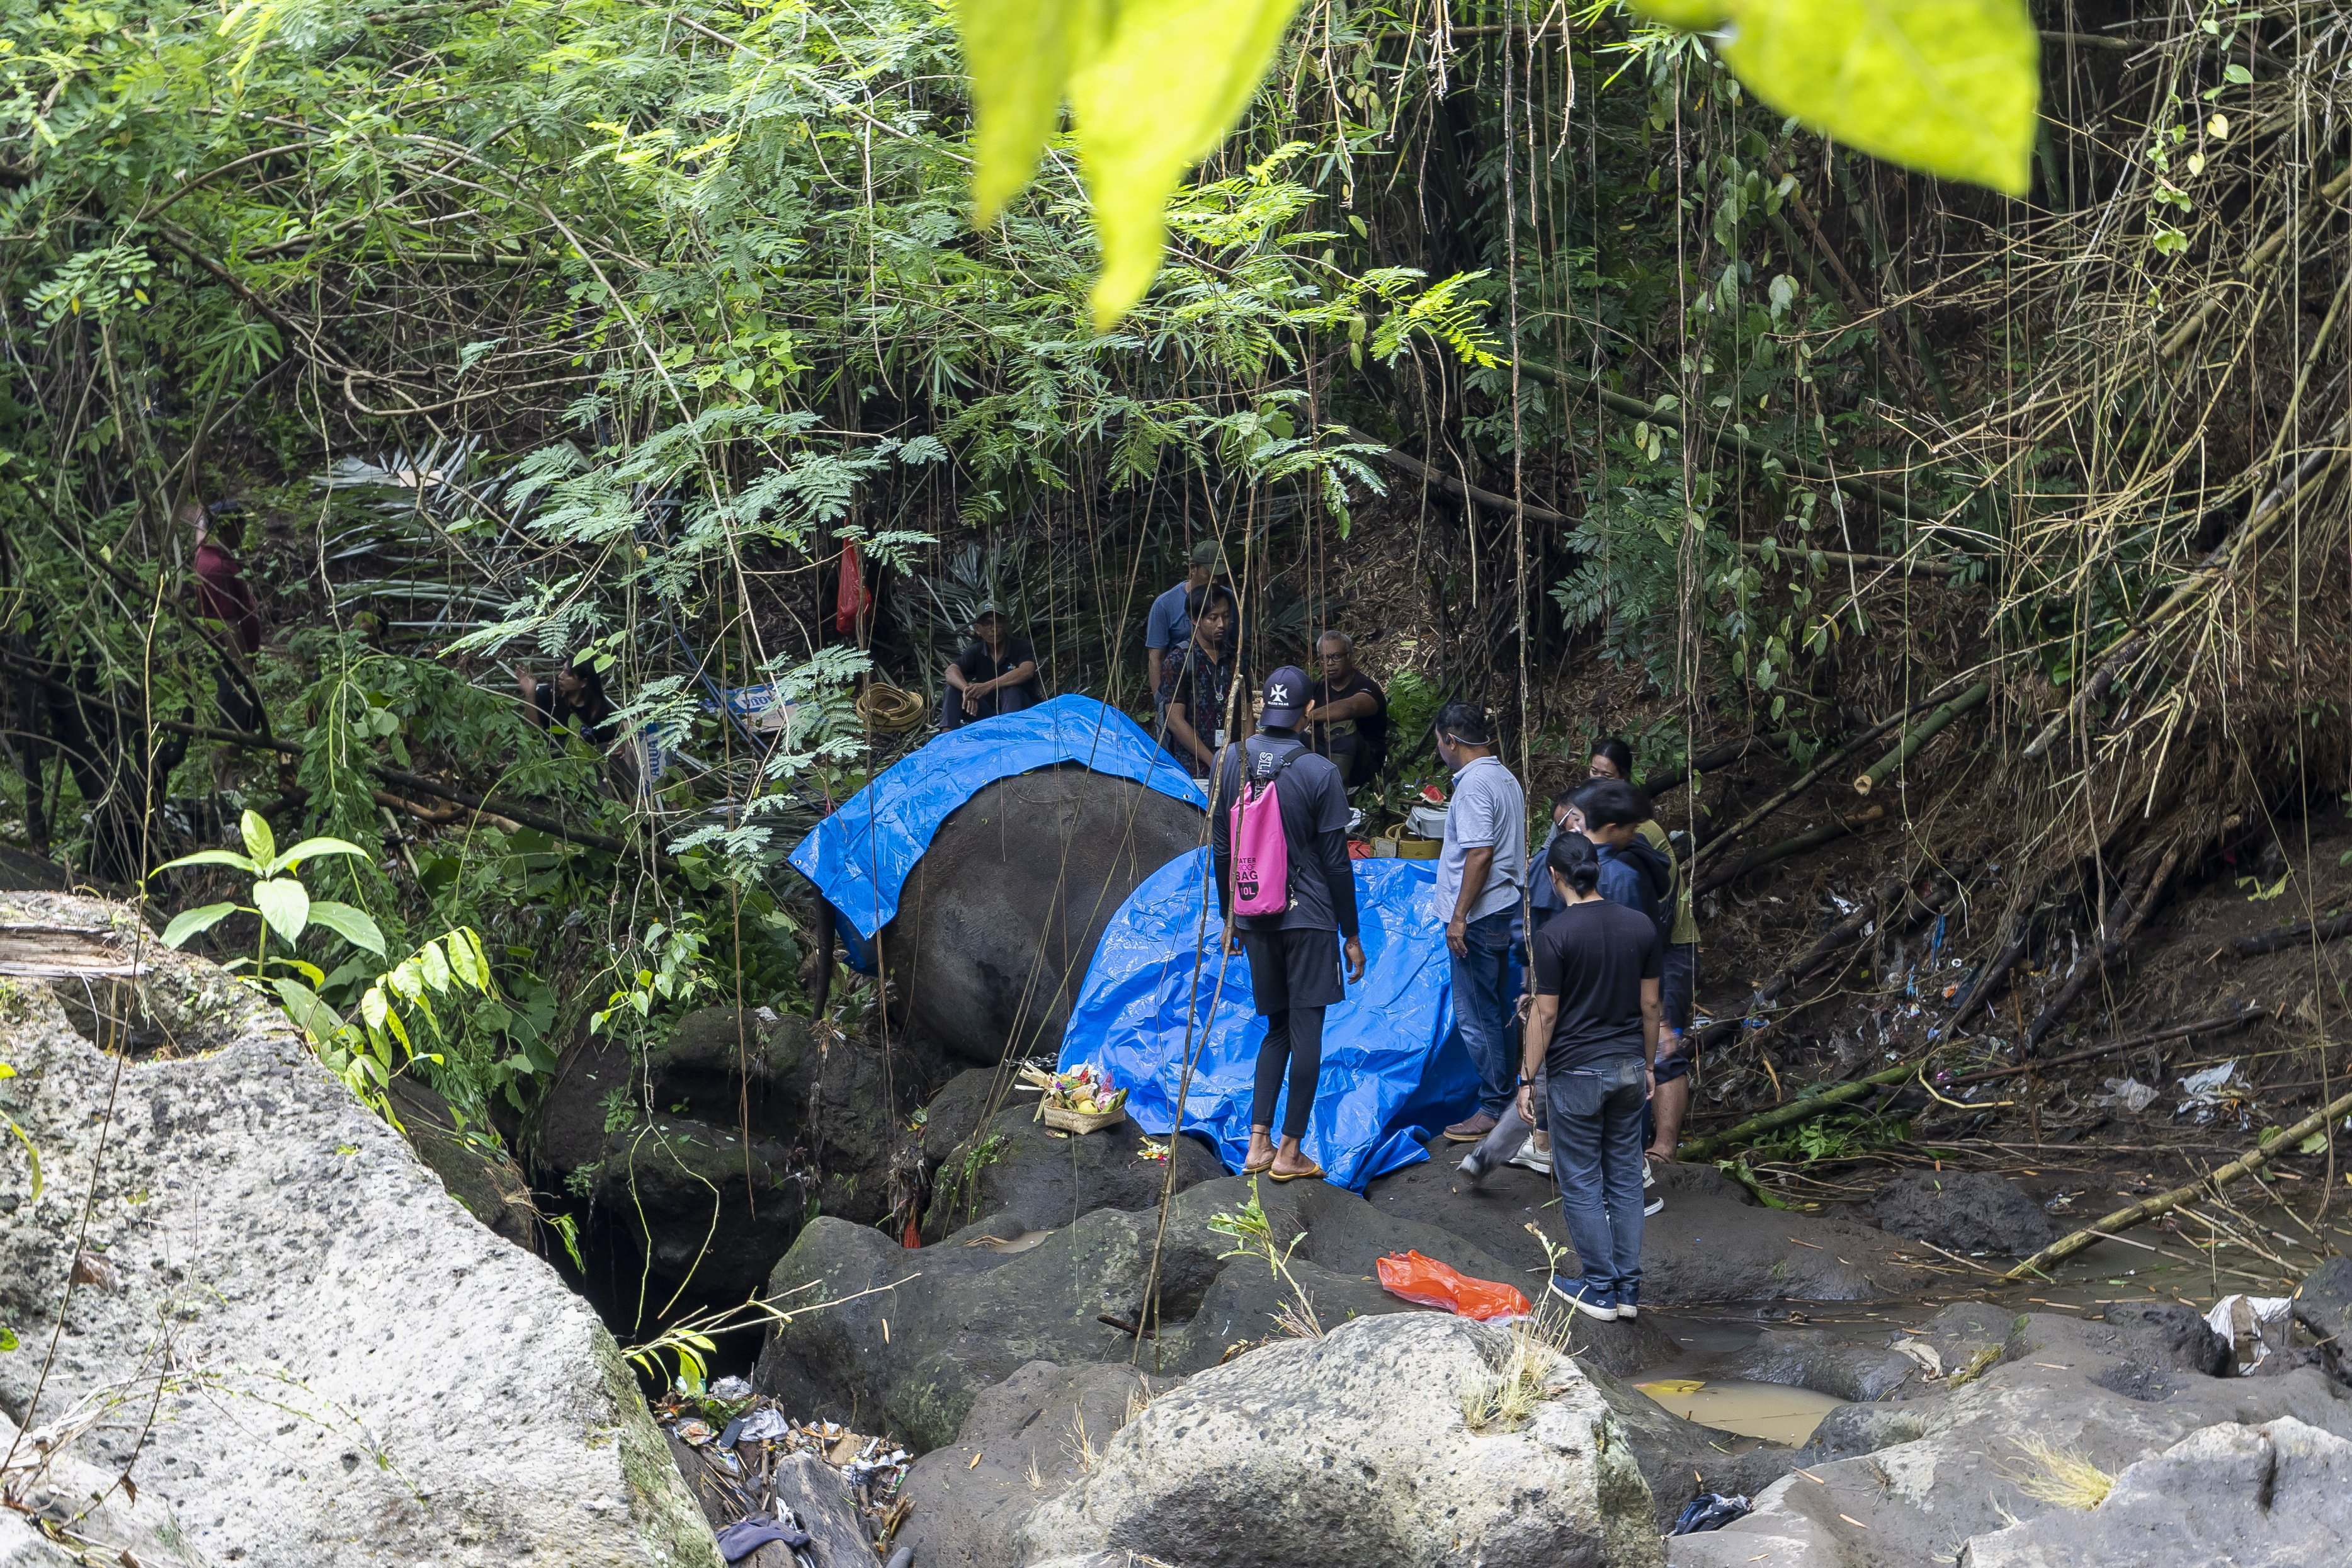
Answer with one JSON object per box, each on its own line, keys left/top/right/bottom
{"left": 1449, "top": 907, "right": 1518, "bottom": 1117}
{"left": 1549, "top": 1055, "right": 1649, "bottom": 1299}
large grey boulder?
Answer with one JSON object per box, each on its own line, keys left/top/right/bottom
{"left": 1960, "top": 1416, "right": 2352, "bottom": 1567}
{"left": 754, "top": 1172, "right": 1676, "bottom": 1453}
{"left": 0, "top": 892, "right": 719, "bottom": 1568}
{"left": 921, "top": 1103, "right": 1224, "bottom": 1242}
{"left": 534, "top": 1004, "right": 918, "bottom": 1298}
{"left": 2291, "top": 1254, "right": 2351, "bottom": 1374}
{"left": 892, "top": 1361, "right": 1165, "bottom": 1568}
{"left": 1020, "top": 1312, "right": 1663, "bottom": 1567}
{"left": 1667, "top": 1302, "right": 2352, "bottom": 1568}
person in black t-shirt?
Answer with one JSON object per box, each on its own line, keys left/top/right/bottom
{"left": 1211, "top": 666, "right": 1366, "bottom": 1183}
{"left": 1159, "top": 586, "right": 1242, "bottom": 777}
{"left": 940, "top": 601, "right": 1042, "bottom": 729}
{"left": 1302, "top": 630, "right": 1387, "bottom": 789}
{"left": 1520, "top": 831, "right": 1661, "bottom": 1324}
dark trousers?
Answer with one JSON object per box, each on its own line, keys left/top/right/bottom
{"left": 1548, "top": 1055, "right": 1649, "bottom": 1298}
{"left": 1251, "top": 1005, "right": 1327, "bottom": 1141}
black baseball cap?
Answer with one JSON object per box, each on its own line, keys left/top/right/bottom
{"left": 1260, "top": 666, "right": 1310, "bottom": 726}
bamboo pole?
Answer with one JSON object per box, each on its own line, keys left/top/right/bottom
{"left": 1693, "top": 806, "right": 1883, "bottom": 897}
{"left": 1852, "top": 681, "right": 1991, "bottom": 795}
{"left": 1678, "top": 1059, "right": 1925, "bottom": 1161}
{"left": 2004, "top": 1084, "right": 2352, "bottom": 1281}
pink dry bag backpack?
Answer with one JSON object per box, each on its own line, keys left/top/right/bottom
{"left": 1229, "top": 740, "right": 1300, "bottom": 917}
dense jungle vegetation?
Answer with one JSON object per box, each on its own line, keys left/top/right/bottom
{"left": 0, "top": 1, "right": 2345, "bottom": 1194}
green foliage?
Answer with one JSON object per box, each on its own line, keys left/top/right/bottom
{"left": 152, "top": 811, "right": 380, "bottom": 965}
{"left": 591, "top": 917, "right": 714, "bottom": 1045}
{"left": 151, "top": 810, "right": 494, "bottom": 1118}
{"left": 1629, "top": 0, "right": 2039, "bottom": 194}
{"left": 957, "top": 0, "right": 1309, "bottom": 324}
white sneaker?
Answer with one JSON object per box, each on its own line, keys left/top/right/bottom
{"left": 1643, "top": 1160, "right": 1664, "bottom": 1216}
{"left": 1506, "top": 1137, "right": 1552, "bottom": 1176}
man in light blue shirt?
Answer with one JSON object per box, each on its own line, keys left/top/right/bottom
{"left": 1432, "top": 702, "right": 1526, "bottom": 1142}
{"left": 1145, "top": 540, "right": 1225, "bottom": 703}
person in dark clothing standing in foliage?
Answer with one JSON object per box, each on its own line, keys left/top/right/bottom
{"left": 516, "top": 654, "right": 615, "bottom": 742}
{"left": 1520, "top": 831, "right": 1662, "bottom": 1321}
{"left": 1302, "top": 630, "right": 1387, "bottom": 789}
{"left": 1159, "top": 585, "right": 1242, "bottom": 778}
{"left": 940, "top": 600, "right": 1042, "bottom": 729}
{"left": 1212, "top": 666, "right": 1366, "bottom": 1183}
{"left": 182, "top": 501, "right": 264, "bottom": 732}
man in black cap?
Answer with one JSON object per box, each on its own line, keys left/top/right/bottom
{"left": 1211, "top": 666, "right": 1366, "bottom": 1183}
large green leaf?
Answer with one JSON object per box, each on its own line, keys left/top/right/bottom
{"left": 1716, "top": 0, "right": 2040, "bottom": 196}
{"left": 951, "top": 0, "right": 1307, "bottom": 327}
{"left": 159, "top": 902, "right": 239, "bottom": 950}
{"left": 239, "top": 809, "right": 277, "bottom": 867}
{"left": 150, "top": 848, "right": 258, "bottom": 877}
{"left": 269, "top": 977, "right": 345, "bottom": 1046}
{"left": 270, "top": 836, "right": 370, "bottom": 876}
{"left": 253, "top": 878, "right": 310, "bottom": 944}
{"left": 1069, "top": 0, "right": 1306, "bottom": 326}
{"left": 958, "top": 0, "right": 1089, "bottom": 222}
{"left": 306, "top": 900, "right": 387, "bottom": 957}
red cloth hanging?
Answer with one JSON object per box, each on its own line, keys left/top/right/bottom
{"left": 835, "top": 539, "right": 873, "bottom": 633}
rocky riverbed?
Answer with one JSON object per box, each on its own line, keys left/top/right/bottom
{"left": 6, "top": 907, "right": 2349, "bottom": 1567}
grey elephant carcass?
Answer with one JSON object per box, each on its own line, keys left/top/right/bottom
{"left": 874, "top": 766, "right": 1202, "bottom": 1064}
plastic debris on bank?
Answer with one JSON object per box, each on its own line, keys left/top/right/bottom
{"left": 657, "top": 1382, "right": 911, "bottom": 1559}
{"left": 1055, "top": 849, "right": 1477, "bottom": 1190}
{"left": 788, "top": 695, "right": 1207, "bottom": 941}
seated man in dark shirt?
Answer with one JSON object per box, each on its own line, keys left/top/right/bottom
{"left": 1302, "top": 631, "right": 1387, "bottom": 789}
{"left": 941, "top": 601, "right": 1043, "bottom": 729}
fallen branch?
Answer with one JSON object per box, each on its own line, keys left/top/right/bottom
{"left": 1943, "top": 1006, "right": 2265, "bottom": 1087}
{"left": 2155, "top": 162, "right": 2352, "bottom": 360}
{"left": 1688, "top": 680, "right": 1972, "bottom": 870}
{"left": 1693, "top": 806, "right": 1884, "bottom": 897}
{"left": 1640, "top": 735, "right": 1773, "bottom": 802}
{"left": 1851, "top": 682, "right": 1991, "bottom": 795}
{"left": 1691, "top": 876, "right": 1950, "bottom": 1052}
{"left": 2232, "top": 911, "right": 2352, "bottom": 959}
{"left": 2003, "top": 1082, "right": 2352, "bottom": 1281}
{"left": 1678, "top": 1059, "right": 1926, "bottom": 1161}
{"left": 2024, "top": 848, "right": 2180, "bottom": 1052}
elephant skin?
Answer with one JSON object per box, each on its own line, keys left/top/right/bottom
{"left": 865, "top": 767, "right": 1203, "bottom": 1064}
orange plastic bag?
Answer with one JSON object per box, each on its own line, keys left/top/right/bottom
{"left": 1375, "top": 1249, "right": 1531, "bottom": 1322}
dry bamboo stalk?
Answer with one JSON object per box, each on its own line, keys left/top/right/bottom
{"left": 2003, "top": 1084, "right": 2352, "bottom": 1281}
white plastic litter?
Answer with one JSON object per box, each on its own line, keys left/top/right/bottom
{"left": 2094, "top": 1077, "right": 2159, "bottom": 1113}
{"left": 2203, "top": 1293, "right": 2295, "bottom": 1375}
{"left": 2176, "top": 1060, "right": 2243, "bottom": 1120}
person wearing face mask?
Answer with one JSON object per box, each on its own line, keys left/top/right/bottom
{"left": 1430, "top": 703, "right": 1526, "bottom": 1145}
{"left": 1586, "top": 738, "right": 1702, "bottom": 1167}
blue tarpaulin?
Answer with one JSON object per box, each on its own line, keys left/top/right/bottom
{"left": 788, "top": 695, "right": 1208, "bottom": 940}
{"left": 1055, "top": 849, "right": 1479, "bottom": 1190}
